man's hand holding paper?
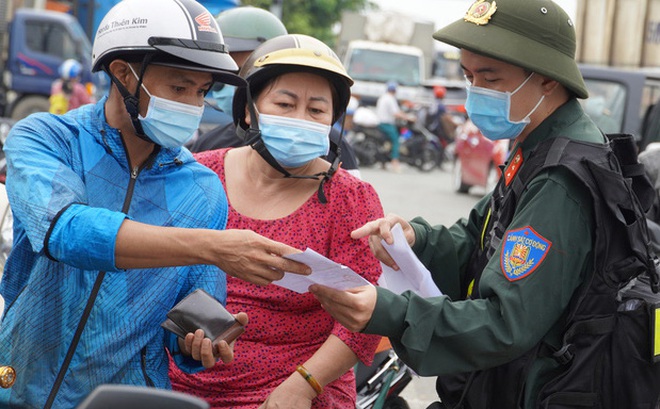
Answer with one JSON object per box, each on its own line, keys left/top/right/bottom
{"left": 275, "top": 248, "right": 371, "bottom": 293}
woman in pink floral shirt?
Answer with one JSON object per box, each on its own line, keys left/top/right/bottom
{"left": 169, "top": 34, "right": 384, "bottom": 408}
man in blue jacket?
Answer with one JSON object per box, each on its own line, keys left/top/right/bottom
{"left": 0, "top": 0, "right": 309, "bottom": 408}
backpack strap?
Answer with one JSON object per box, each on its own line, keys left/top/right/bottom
{"left": 549, "top": 315, "right": 616, "bottom": 365}
{"left": 609, "top": 133, "right": 656, "bottom": 213}
{"left": 510, "top": 137, "right": 571, "bottom": 199}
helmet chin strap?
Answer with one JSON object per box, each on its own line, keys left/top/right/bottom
{"left": 105, "top": 54, "right": 154, "bottom": 143}
{"left": 245, "top": 88, "right": 341, "bottom": 204}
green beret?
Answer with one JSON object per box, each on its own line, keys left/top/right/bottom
{"left": 433, "top": 0, "right": 588, "bottom": 99}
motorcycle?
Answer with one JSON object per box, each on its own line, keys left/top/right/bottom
{"left": 347, "top": 106, "right": 445, "bottom": 172}
{"left": 355, "top": 337, "right": 413, "bottom": 409}
{"left": 347, "top": 123, "right": 389, "bottom": 168}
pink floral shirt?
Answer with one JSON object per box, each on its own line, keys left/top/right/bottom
{"left": 170, "top": 148, "right": 385, "bottom": 408}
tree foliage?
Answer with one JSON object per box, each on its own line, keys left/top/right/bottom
{"left": 240, "top": 0, "right": 376, "bottom": 47}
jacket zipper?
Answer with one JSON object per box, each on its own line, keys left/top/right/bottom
{"left": 141, "top": 347, "right": 155, "bottom": 387}
{"left": 124, "top": 161, "right": 157, "bottom": 387}
{"left": 122, "top": 166, "right": 139, "bottom": 214}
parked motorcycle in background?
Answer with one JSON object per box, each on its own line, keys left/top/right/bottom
{"left": 356, "top": 337, "right": 413, "bottom": 409}
{"left": 347, "top": 104, "right": 446, "bottom": 172}
{"left": 452, "top": 118, "right": 509, "bottom": 195}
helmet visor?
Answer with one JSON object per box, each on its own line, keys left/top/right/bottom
{"left": 225, "top": 37, "right": 266, "bottom": 53}
{"left": 149, "top": 37, "right": 245, "bottom": 86}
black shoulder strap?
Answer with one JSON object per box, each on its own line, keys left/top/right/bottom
{"left": 485, "top": 137, "right": 611, "bottom": 263}
{"left": 513, "top": 136, "right": 611, "bottom": 197}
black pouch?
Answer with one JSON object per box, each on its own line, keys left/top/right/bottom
{"left": 538, "top": 276, "right": 660, "bottom": 409}
{"left": 161, "top": 289, "right": 245, "bottom": 350}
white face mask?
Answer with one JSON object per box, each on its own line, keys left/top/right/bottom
{"left": 128, "top": 65, "right": 204, "bottom": 148}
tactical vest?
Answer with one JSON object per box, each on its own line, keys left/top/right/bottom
{"left": 435, "top": 135, "right": 660, "bottom": 409}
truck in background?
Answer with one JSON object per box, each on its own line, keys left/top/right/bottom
{"left": 65, "top": 0, "right": 120, "bottom": 41}
{"left": 70, "top": 0, "right": 238, "bottom": 45}
{"left": 573, "top": 0, "right": 660, "bottom": 69}
{"left": 0, "top": 0, "right": 242, "bottom": 124}
{"left": 430, "top": 46, "right": 464, "bottom": 86}
{"left": 573, "top": 0, "right": 660, "bottom": 149}
{"left": 0, "top": 0, "right": 107, "bottom": 120}
{"left": 335, "top": 10, "right": 436, "bottom": 107}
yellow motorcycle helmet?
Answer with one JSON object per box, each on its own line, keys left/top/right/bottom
{"left": 232, "top": 34, "right": 353, "bottom": 132}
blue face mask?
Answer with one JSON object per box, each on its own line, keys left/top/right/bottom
{"left": 258, "top": 113, "right": 331, "bottom": 168}
{"left": 210, "top": 85, "right": 235, "bottom": 117}
{"left": 465, "top": 73, "right": 544, "bottom": 141}
{"left": 129, "top": 65, "right": 204, "bottom": 148}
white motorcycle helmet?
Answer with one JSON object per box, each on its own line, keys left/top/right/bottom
{"left": 92, "top": 0, "right": 244, "bottom": 86}
{"left": 91, "top": 0, "right": 244, "bottom": 143}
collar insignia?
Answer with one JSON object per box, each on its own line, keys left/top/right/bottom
{"left": 464, "top": 0, "right": 497, "bottom": 26}
{"left": 504, "top": 147, "right": 523, "bottom": 186}
{"left": 501, "top": 226, "right": 552, "bottom": 282}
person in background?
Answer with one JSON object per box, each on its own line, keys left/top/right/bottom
{"left": 187, "top": 6, "right": 287, "bottom": 151}
{"left": 187, "top": 7, "right": 360, "bottom": 178}
{"left": 376, "top": 81, "right": 415, "bottom": 172}
{"left": 169, "top": 34, "right": 384, "bottom": 409}
{"left": 0, "top": 1, "right": 310, "bottom": 407}
{"left": 343, "top": 95, "right": 360, "bottom": 133}
{"left": 49, "top": 58, "right": 94, "bottom": 114}
{"left": 310, "top": 0, "right": 613, "bottom": 407}
{"left": 426, "top": 84, "right": 457, "bottom": 145}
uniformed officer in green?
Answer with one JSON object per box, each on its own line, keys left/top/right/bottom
{"left": 310, "top": 0, "right": 603, "bottom": 407}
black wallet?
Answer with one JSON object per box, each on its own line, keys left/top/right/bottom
{"left": 161, "top": 289, "right": 245, "bottom": 349}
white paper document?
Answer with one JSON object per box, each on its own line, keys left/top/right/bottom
{"left": 378, "top": 223, "right": 443, "bottom": 298}
{"left": 275, "top": 248, "right": 372, "bottom": 293}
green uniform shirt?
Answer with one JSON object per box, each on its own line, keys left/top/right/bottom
{"left": 364, "top": 99, "right": 604, "bottom": 408}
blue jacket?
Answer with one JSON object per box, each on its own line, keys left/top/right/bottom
{"left": 0, "top": 97, "right": 228, "bottom": 408}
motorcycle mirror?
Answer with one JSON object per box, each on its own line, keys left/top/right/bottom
{"left": 76, "top": 384, "right": 209, "bottom": 409}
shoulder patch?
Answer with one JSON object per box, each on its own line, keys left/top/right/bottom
{"left": 500, "top": 226, "right": 552, "bottom": 282}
